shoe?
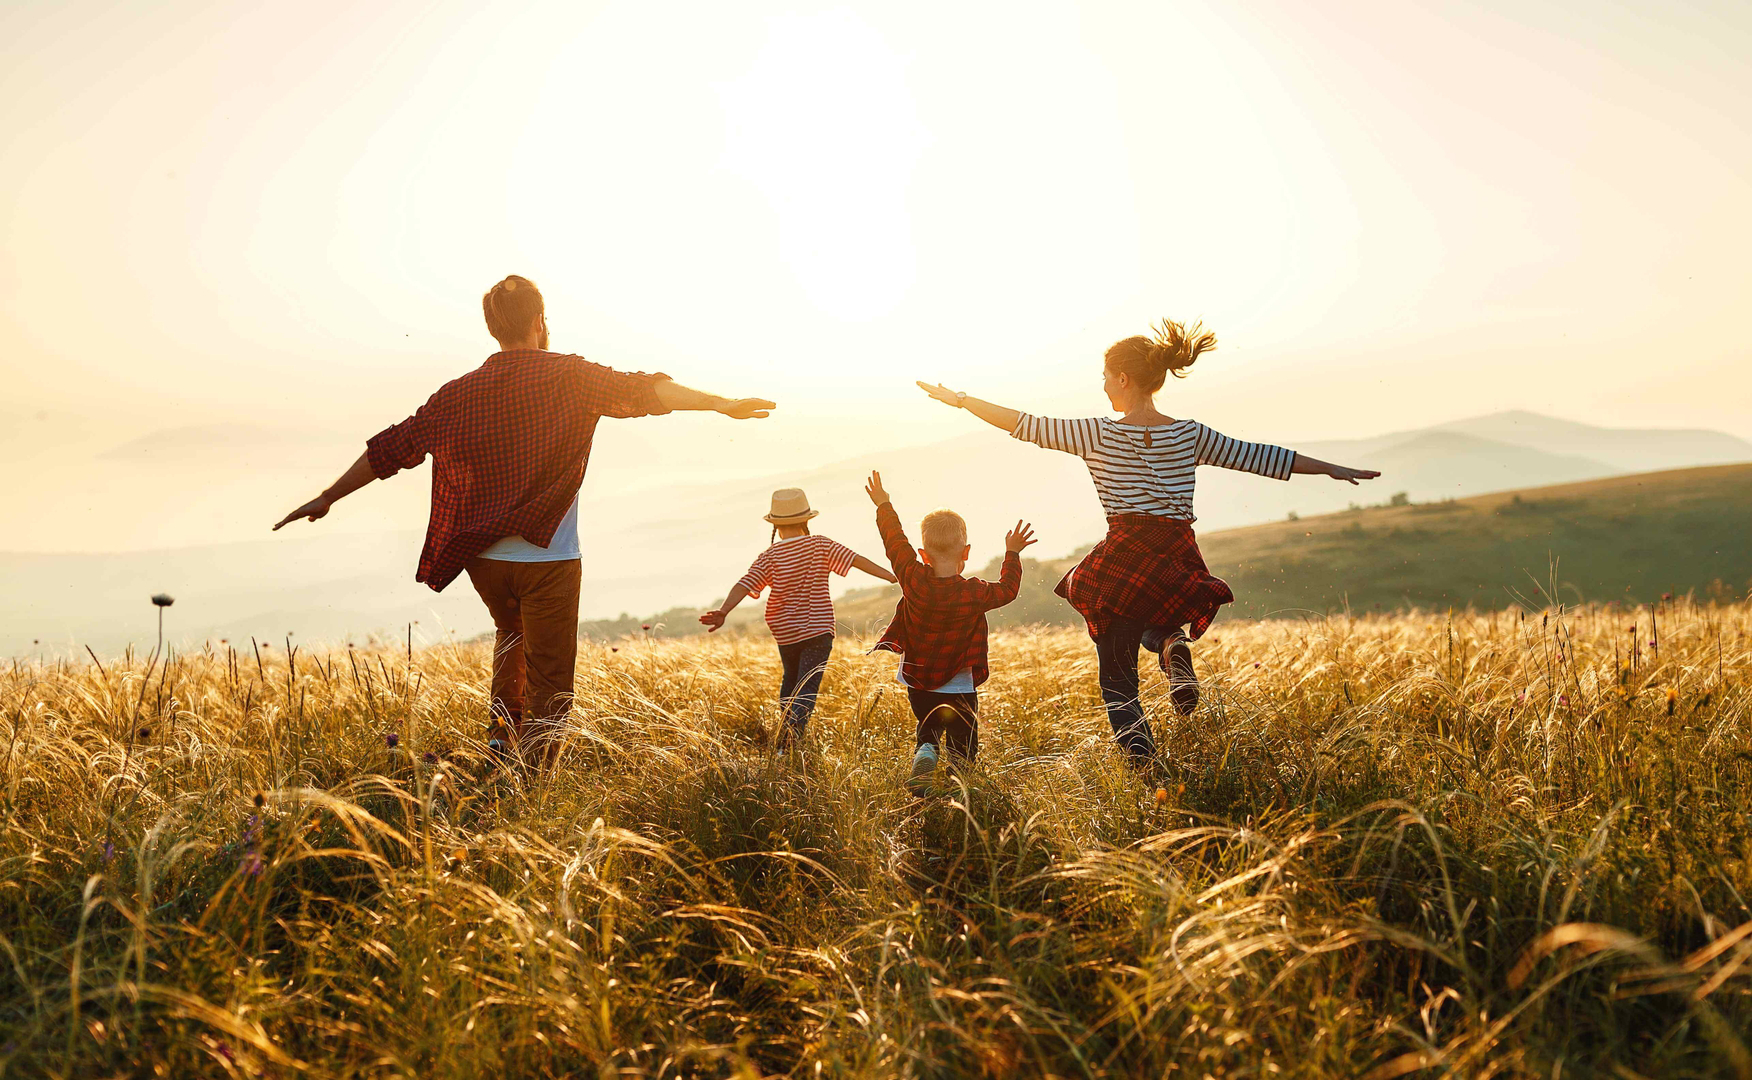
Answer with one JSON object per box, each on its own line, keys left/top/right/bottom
{"left": 906, "top": 743, "right": 939, "bottom": 797}
{"left": 1162, "top": 639, "right": 1199, "bottom": 715}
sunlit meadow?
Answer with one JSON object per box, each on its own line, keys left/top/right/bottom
{"left": 3, "top": 601, "right": 1750, "bottom": 1077}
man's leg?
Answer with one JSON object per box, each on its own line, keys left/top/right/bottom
{"left": 466, "top": 559, "right": 526, "bottom": 749}
{"left": 515, "top": 559, "right": 582, "bottom": 769}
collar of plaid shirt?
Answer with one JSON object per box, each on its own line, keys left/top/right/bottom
{"left": 365, "top": 349, "right": 671, "bottom": 591}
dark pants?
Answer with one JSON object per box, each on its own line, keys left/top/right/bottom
{"left": 466, "top": 557, "right": 582, "bottom": 766}
{"left": 908, "top": 688, "right": 979, "bottom": 761}
{"left": 1094, "top": 616, "right": 1178, "bottom": 762}
{"left": 777, "top": 633, "right": 834, "bottom": 736}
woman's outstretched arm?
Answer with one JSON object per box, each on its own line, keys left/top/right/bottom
{"left": 917, "top": 381, "right": 1020, "bottom": 433}
{"left": 1291, "top": 453, "right": 1381, "bottom": 485}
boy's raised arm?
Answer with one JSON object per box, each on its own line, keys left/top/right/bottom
{"left": 974, "top": 520, "right": 1034, "bottom": 610}
{"left": 866, "top": 471, "right": 920, "bottom": 581}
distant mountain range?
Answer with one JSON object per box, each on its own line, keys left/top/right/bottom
{"left": 3, "top": 411, "right": 1747, "bottom": 657}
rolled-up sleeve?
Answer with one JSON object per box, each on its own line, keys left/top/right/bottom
{"left": 1192, "top": 422, "right": 1295, "bottom": 481}
{"left": 574, "top": 359, "right": 673, "bottom": 419}
{"left": 365, "top": 403, "right": 434, "bottom": 479}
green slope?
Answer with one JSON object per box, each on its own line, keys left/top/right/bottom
{"left": 831, "top": 463, "right": 1752, "bottom": 632}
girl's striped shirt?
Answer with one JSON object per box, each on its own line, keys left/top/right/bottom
{"left": 735, "top": 534, "right": 857, "bottom": 645}
{"left": 1011, "top": 414, "right": 1296, "bottom": 521}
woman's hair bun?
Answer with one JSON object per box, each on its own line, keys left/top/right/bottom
{"left": 1149, "top": 318, "right": 1217, "bottom": 378}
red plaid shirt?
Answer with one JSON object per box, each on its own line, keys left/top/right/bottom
{"left": 366, "top": 350, "right": 670, "bottom": 591}
{"left": 1055, "top": 514, "right": 1233, "bottom": 641}
{"left": 871, "top": 501, "right": 1021, "bottom": 690}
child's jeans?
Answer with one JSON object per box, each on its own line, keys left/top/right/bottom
{"left": 1093, "top": 616, "right": 1174, "bottom": 762}
{"left": 777, "top": 633, "right": 834, "bottom": 736}
{"left": 908, "top": 689, "right": 979, "bottom": 761}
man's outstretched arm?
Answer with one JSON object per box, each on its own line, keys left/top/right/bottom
{"left": 652, "top": 379, "right": 775, "bottom": 419}
{"left": 274, "top": 452, "right": 376, "bottom": 530}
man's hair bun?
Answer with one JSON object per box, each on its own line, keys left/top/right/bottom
{"left": 1104, "top": 318, "right": 1217, "bottom": 393}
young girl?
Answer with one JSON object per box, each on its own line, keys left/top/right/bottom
{"left": 917, "top": 320, "right": 1379, "bottom": 766}
{"left": 700, "top": 488, "right": 897, "bottom": 742}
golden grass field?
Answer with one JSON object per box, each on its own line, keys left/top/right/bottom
{"left": 3, "top": 602, "right": 1751, "bottom": 1078}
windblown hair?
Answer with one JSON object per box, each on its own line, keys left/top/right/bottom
{"left": 919, "top": 509, "right": 968, "bottom": 558}
{"left": 483, "top": 275, "right": 545, "bottom": 346}
{"left": 1104, "top": 318, "right": 1217, "bottom": 393}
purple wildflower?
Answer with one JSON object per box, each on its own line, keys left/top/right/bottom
{"left": 243, "top": 851, "right": 264, "bottom": 877}
{"left": 386, "top": 733, "right": 399, "bottom": 748}
{"left": 422, "top": 751, "right": 439, "bottom": 765}
{"left": 102, "top": 841, "right": 116, "bottom": 864}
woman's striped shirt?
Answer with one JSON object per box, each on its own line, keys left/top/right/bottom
{"left": 735, "top": 534, "right": 856, "bottom": 645}
{"left": 1011, "top": 414, "right": 1296, "bottom": 521}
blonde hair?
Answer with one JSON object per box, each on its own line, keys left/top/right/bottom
{"left": 483, "top": 275, "right": 545, "bottom": 346}
{"left": 919, "top": 509, "right": 967, "bottom": 558}
{"left": 1104, "top": 318, "right": 1217, "bottom": 393}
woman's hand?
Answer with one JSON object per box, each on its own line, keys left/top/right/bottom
{"left": 865, "top": 471, "right": 890, "bottom": 506}
{"left": 1326, "top": 463, "right": 1381, "bottom": 485}
{"left": 916, "top": 381, "right": 964, "bottom": 408}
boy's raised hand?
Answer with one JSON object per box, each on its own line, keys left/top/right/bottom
{"left": 1005, "top": 520, "right": 1037, "bottom": 554}
{"left": 865, "top": 470, "right": 890, "bottom": 506}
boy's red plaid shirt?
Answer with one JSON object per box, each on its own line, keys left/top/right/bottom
{"left": 872, "top": 501, "right": 1022, "bottom": 690}
{"left": 366, "top": 349, "right": 670, "bottom": 590}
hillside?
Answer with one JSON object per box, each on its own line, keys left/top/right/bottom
{"left": 825, "top": 462, "right": 1752, "bottom": 633}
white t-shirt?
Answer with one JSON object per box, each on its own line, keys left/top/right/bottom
{"left": 477, "top": 493, "right": 581, "bottom": 562}
{"left": 897, "top": 667, "right": 976, "bottom": 694}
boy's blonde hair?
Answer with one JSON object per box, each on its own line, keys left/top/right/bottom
{"left": 919, "top": 509, "right": 968, "bottom": 558}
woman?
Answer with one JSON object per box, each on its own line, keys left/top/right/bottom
{"left": 918, "top": 319, "right": 1379, "bottom": 765}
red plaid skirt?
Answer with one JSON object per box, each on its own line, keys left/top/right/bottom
{"left": 1055, "top": 514, "right": 1233, "bottom": 641}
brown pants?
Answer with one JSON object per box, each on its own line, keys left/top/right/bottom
{"left": 908, "top": 688, "right": 979, "bottom": 761}
{"left": 466, "top": 558, "right": 581, "bottom": 764}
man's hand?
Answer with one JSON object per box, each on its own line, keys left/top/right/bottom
{"left": 716, "top": 398, "right": 776, "bottom": 420}
{"left": 1327, "top": 463, "right": 1381, "bottom": 485}
{"left": 916, "top": 381, "right": 963, "bottom": 408}
{"left": 698, "top": 609, "right": 727, "bottom": 632}
{"left": 865, "top": 470, "right": 890, "bottom": 506}
{"left": 1005, "top": 520, "right": 1037, "bottom": 554}
{"left": 274, "top": 496, "right": 332, "bottom": 530}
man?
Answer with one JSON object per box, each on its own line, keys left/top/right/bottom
{"left": 274, "top": 275, "right": 774, "bottom": 766}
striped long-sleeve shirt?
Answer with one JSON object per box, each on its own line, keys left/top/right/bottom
{"left": 1011, "top": 414, "right": 1296, "bottom": 521}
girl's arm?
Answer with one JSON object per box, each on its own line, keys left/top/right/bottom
{"left": 699, "top": 584, "right": 752, "bottom": 632}
{"left": 850, "top": 553, "right": 899, "bottom": 585}
{"left": 1291, "top": 453, "right": 1381, "bottom": 485}
{"left": 917, "top": 382, "right": 1020, "bottom": 433}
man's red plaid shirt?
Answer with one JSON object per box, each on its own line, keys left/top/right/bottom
{"left": 871, "top": 501, "right": 1022, "bottom": 690}
{"left": 366, "top": 349, "right": 670, "bottom": 591}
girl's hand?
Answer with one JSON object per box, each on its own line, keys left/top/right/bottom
{"left": 698, "top": 609, "right": 727, "bottom": 632}
{"left": 916, "top": 381, "right": 964, "bottom": 408}
{"left": 865, "top": 471, "right": 891, "bottom": 506}
{"left": 1005, "top": 520, "right": 1037, "bottom": 553}
{"left": 1328, "top": 463, "right": 1381, "bottom": 485}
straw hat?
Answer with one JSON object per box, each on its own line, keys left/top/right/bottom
{"left": 763, "top": 488, "right": 819, "bottom": 524}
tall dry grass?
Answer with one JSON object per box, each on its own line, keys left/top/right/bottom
{"left": 2, "top": 601, "right": 1750, "bottom": 1077}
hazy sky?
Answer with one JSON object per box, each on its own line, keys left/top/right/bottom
{"left": 3, "top": 0, "right": 1750, "bottom": 553}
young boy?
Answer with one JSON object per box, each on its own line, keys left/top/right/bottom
{"left": 864, "top": 470, "right": 1034, "bottom": 794}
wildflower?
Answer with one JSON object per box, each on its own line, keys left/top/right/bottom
{"left": 1559, "top": 694, "right": 1569, "bottom": 707}
{"left": 102, "top": 840, "right": 116, "bottom": 863}
{"left": 423, "top": 751, "right": 439, "bottom": 765}
{"left": 1666, "top": 687, "right": 1678, "bottom": 715}
{"left": 1662, "top": 592, "right": 1673, "bottom": 601}
{"left": 611, "top": 647, "right": 619, "bottom": 653}
{"left": 242, "top": 851, "right": 264, "bottom": 877}
{"left": 253, "top": 791, "right": 265, "bottom": 810}
{"left": 386, "top": 733, "right": 399, "bottom": 748}
{"left": 151, "top": 593, "right": 175, "bottom": 608}
{"left": 216, "top": 1042, "right": 235, "bottom": 1064}
{"left": 1154, "top": 787, "right": 1168, "bottom": 804}
{"left": 641, "top": 624, "right": 652, "bottom": 631}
